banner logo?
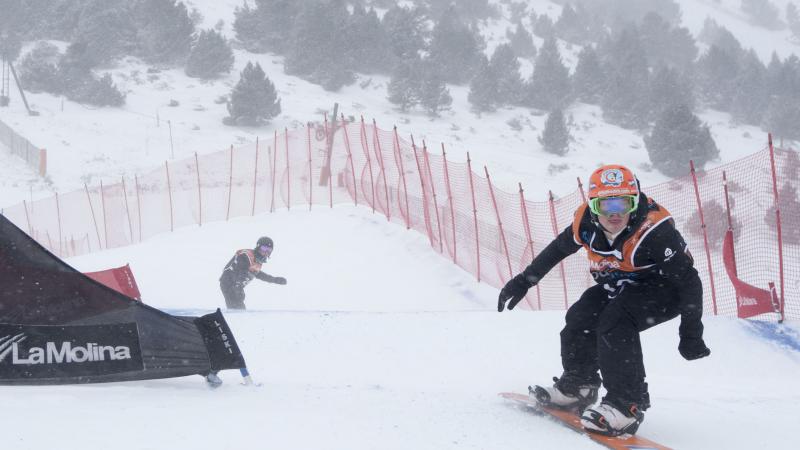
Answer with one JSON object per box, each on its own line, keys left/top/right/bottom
{"left": 0, "top": 323, "right": 143, "bottom": 380}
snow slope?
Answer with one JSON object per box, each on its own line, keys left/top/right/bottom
{"left": 1, "top": 0, "right": 796, "bottom": 208}
{"left": 1, "top": 206, "right": 797, "bottom": 450}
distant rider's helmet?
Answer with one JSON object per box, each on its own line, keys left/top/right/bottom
{"left": 254, "top": 236, "right": 274, "bottom": 262}
{"left": 586, "top": 165, "right": 640, "bottom": 217}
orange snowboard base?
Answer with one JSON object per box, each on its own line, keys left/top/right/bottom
{"left": 499, "top": 392, "right": 672, "bottom": 450}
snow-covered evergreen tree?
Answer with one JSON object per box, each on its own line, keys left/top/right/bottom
{"left": 729, "top": 50, "right": 769, "bottom": 125}
{"left": 638, "top": 12, "right": 697, "bottom": 71}
{"left": 345, "top": 5, "right": 391, "bottom": 74}
{"left": 527, "top": 37, "right": 571, "bottom": 110}
{"left": 572, "top": 46, "right": 604, "bottom": 104}
{"left": 427, "top": 7, "right": 485, "bottom": 84}
{"left": 134, "top": 0, "right": 194, "bottom": 65}
{"left": 17, "top": 42, "right": 61, "bottom": 94}
{"left": 506, "top": 24, "right": 536, "bottom": 58}
{"left": 648, "top": 66, "right": 694, "bottom": 124}
{"left": 539, "top": 109, "right": 570, "bottom": 156}
{"left": 599, "top": 28, "right": 650, "bottom": 129}
{"left": 418, "top": 63, "right": 452, "bottom": 117}
{"left": 72, "top": 0, "right": 137, "bottom": 67}
{"left": 489, "top": 44, "right": 523, "bottom": 106}
{"left": 788, "top": 3, "right": 800, "bottom": 40}
{"left": 382, "top": 5, "right": 427, "bottom": 62}
{"left": 185, "top": 29, "right": 234, "bottom": 79}
{"left": 387, "top": 57, "right": 421, "bottom": 112}
{"left": 645, "top": 104, "right": 719, "bottom": 177}
{"left": 468, "top": 55, "right": 497, "bottom": 112}
{"left": 225, "top": 62, "right": 281, "bottom": 126}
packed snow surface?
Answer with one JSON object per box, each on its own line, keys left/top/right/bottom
{"left": 1, "top": 207, "right": 797, "bottom": 450}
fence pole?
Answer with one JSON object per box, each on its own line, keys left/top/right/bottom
{"left": 121, "top": 177, "right": 134, "bottom": 244}
{"left": 84, "top": 184, "right": 102, "bottom": 250}
{"left": 340, "top": 114, "right": 358, "bottom": 206}
{"left": 100, "top": 180, "right": 108, "bottom": 249}
{"left": 325, "top": 116, "right": 333, "bottom": 208}
{"left": 485, "top": 166, "right": 513, "bottom": 279}
{"left": 466, "top": 153, "right": 481, "bottom": 282}
{"left": 252, "top": 137, "right": 259, "bottom": 216}
{"left": 548, "top": 191, "right": 569, "bottom": 309}
{"left": 372, "top": 119, "right": 391, "bottom": 221}
{"left": 226, "top": 145, "right": 234, "bottom": 220}
{"left": 423, "top": 143, "right": 444, "bottom": 254}
{"left": 393, "top": 126, "right": 411, "bottom": 229}
{"left": 410, "top": 135, "right": 433, "bottom": 246}
{"left": 722, "top": 171, "right": 737, "bottom": 276}
{"left": 576, "top": 176, "right": 587, "bottom": 203}
{"left": 135, "top": 174, "right": 142, "bottom": 242}
{"left": 689, "top": 160, "right": 718, "bottom": 315}
{"left": 271, "top": 130, "right": 278, "bottom": 212}
{"left": 518, "top": 183, "right": 540, "bottom": 310}
{"left": 442, "top": 143, "right": 457, "bottom": 265}
{"left": 307, "top": 124, "right": 313, "bottom": 210}
{"left": 165, "top": 160, "right": 174, "bottom": 232}
{"left": 55, "top": 192, "right": 62, "bottom": 256}
{"left": 285, "top": 127, "right": 290, "bottom": 210}
{"left": 195, "top": 152, "right": 202, "bottom": 226}
{"left": 360, "top": 116, "right": 376, "bottom": 213}
{"left": 767, "top": 134, "right": 786, "bottom": 322}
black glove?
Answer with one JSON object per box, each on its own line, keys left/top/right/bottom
{"left": 678, "top": 337, "right": 710, "bottom": 360}
{"left": 497, "top": 274, "right": 538, "bottom": 312}
{"left": 272, "top": 276, "right": 287, "bottom": 285}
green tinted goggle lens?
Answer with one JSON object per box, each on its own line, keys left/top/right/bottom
{"left": 589, "top": 196, "right": 637, "bottom": 216}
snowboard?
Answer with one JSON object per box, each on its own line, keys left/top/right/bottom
{"left": 499, "top": 392, "right": 672, "bottom": 450}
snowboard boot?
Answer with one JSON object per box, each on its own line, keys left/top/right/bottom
{"left": 530, "top": 375, "right": 601, "bottom": 411}
{"left": 205, "top": 371, "right": 223, "bottom": 388}
{"left": 581, "top": 398, "right": 645, "bottom": 436}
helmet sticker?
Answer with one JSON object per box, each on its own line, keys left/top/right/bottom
{"left": 600, "top": 169, "right": 624, "bottom": 187}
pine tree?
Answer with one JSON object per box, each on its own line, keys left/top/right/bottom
{"left": 233, "top": 0, "right": 299, "bottom": 53}
{"left": 185, "top": 29, "right": 234, "bottom": 79}
{"left": 489, "top": 44, "right": 523, "bottom": 106}
{"left": 17, "top": 42, "right": 61, "bottom": 94}
{"left": 134, "top": 0, "right": 195, "bottom": 65}
{"left": 468, "top": 55, "right": 497, "bottom": 112}
{"left": 284, "top": 0, "right": 354, "bottom": 91}
{"left": 382, "top": 5, "right": 427, "bottom": 62}
{"left": 531, "top": 13, "right": 555, "bottom": 39}
{"left": 695, "top": 45, "right": 740, "bottom": 110}
{"left": 638, "top": 12, "right": 697, "bottom": 71}
{"left": 506, "top": 24, "right": 536, "bottom": 58}
{"left": 345, "top": 5, "right": 391, "bottom": 74}
{"left": 555, "top": 4, "right": 589, "bottom": 44}
{"left": 225, "top": 62, "right": 281, "bottom": 126}
{"left": 539, "top": 109, "right": 570, "bottom": 156}
{"left": 527, "top": 37, "right": 571, "bottom": 110}
{"left": 648, "top": 66, "right": 694, "bottom": 124}
{"left": 645, "top": 104, "right": 719, "bottom": 177}
{"left": 72, "top": 0, "right": 137, "bottom": 67}
{"left": 418, "top": 63, "right": 452, "bottom": 117}
{"left": 387, "top": 58, "right": 421, "bottom": 112}
{"left": 599, "top": 28, "right": 650, "bottom": 129}
{"left": 74, "top": 73, "right": 125, "bottom": 107}
{"left": 765, "top": 96, "right": 800, "bottom": 141}
{"left": 427, "top": 7, "right": 485, "bottom": 84}
{"left": 572, "top": 46, "right": 605, "bottom": 104}
{"left": 730, "top": 50, "right": 769, "bottom": 125}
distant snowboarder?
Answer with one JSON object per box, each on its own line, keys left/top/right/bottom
{"left": 220, "top": 236, "right": 287, "bottom": 310}
{"left": 497, "top": 164, "right": 710, "bottom": 436}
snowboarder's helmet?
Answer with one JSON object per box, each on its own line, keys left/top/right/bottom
{"left": 255, "top": 236, "right": 274, "bottom": 261}
{"left": 587, "top": 165, "right": 639, "bottom": 216}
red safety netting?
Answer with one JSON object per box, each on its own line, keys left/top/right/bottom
{"left": 2, "top": 118, "right": 796, "bottom": 321}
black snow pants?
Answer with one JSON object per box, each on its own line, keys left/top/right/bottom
{"left": 220, "top": 273, "right": 246, "bottom": 310}
{"left": 560, "top": 282, "right": 682, "bottom": 409}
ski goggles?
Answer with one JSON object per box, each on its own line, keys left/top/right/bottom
{"left": 589, "top": 195, "right": 638, "bottom": 217}
{"left": 258, "top": 244, "right": 273, "bottom": 258}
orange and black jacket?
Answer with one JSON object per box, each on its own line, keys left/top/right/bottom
{"left": 518, "top": 192, "right": 704, "bottom": 338}
{"left": 220, "top": 249, "right": 281, "bottom": 288}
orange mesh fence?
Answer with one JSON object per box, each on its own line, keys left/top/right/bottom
{"left": 1, "top": 118, "right": 796, "bottom": 321}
